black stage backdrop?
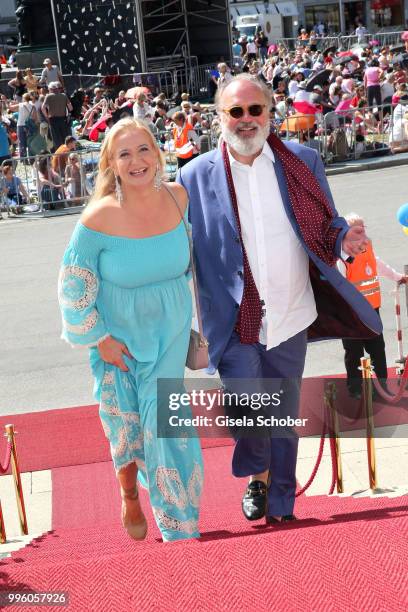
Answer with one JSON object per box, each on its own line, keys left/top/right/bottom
{"left": 186, "top": 0, "right": 231, "bottom": 65}
{"left": 51, "top": 0, "right": 142, "bottom": 75}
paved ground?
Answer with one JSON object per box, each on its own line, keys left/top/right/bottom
{"left": 1, "top": 165, "right": 408, "bottom": 414}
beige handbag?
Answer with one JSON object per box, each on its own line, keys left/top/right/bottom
{"left": 166, "top": 186, "right": 209, "bottom": 370}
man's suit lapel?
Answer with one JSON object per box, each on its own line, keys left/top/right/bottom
{"left": 209, "top": 149, "right": 239, "bottom": 236}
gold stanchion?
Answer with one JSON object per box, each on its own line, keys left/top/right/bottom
{"left": 325, "top": 382, "right": 343, "bottom": 493}
{"left": 360, "top": 358, "right": 377, "bottom": 491}
{"left": 4, "top": 425, "right": 28, "bottom": 535}
{"left": 0, "top": 499, "right": 6, "bottom": 544}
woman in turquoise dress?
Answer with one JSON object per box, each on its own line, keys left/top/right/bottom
{"left": 58, "top": 118, "right": 203, "bottom": 542}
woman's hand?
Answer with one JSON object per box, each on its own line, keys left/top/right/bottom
{"left": 97, "top": 335, "right": 133, "bottom": 371}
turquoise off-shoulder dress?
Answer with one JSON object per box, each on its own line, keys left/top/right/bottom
{"left": 58, "top": 218, "right": 203, "bottom": 541}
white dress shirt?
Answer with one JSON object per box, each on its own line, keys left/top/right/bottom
{"left": 228, "top": 143, "right": 317, "bottom": 350}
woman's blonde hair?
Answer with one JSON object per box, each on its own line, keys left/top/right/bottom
{"left": 89, "top": 117, "right": 164, "bottom": 204}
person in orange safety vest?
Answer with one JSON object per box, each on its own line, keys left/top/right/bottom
{"left": 337, "top": 213, "right": 407, "bottom": 399}
{"left": 172, "top": 111, "right": 199, "bottom": 169}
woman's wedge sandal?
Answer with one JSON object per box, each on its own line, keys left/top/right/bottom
{"left": 120, "top": 485, "right": 148, "bottom": 541}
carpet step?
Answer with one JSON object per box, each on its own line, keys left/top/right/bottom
{"left": 0, "top": 533, "right": 45, "bottom": 559}
{"left": 3, "top": 493, "right": 407, "bottom": 568}
{"left": 2, "top": 446, "right": 407, "bottom": 612}
{"left": 2, "top": 505, "right": 407, "bottom": 612}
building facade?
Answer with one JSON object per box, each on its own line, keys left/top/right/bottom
{"left": 229, "top": 0, "right": 407, "bottom": 41}
{"left": 230, "top": 1, "right": 300, "bottom": 40}
{"left": 298, "top": 0, "right": 407, "bottom": 34}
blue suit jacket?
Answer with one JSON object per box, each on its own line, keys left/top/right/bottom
{"left": 177, "top": 140, "right": 382, "bottom": 372}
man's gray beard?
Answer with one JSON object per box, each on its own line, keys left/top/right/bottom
{"left": 221, "top": 122, "right": 271, "bottom": 156}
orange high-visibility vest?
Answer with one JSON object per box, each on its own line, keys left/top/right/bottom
{"left": 173, "top": 122, "right": 194, "bottom": 159}
{"left": 346, "top": 241, "right": 381, "bottom": 308}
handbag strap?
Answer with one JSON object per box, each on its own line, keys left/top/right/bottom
{"left": 163, "top": 183, "right": 207, "bottom": 344}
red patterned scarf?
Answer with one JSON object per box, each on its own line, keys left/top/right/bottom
{"left": 222, "top": 134, "right": 341, "bottom": 344}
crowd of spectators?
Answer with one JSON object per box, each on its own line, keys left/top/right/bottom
{"left": 229, "top": 31, "right": 408, "bottom": 154}
{"left": 0, "top": 57, "right": 218, "bottom": 217}
{"left": 0, "top": 31, "right": 407, "bottom": 217}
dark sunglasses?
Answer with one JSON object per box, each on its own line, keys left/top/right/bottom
{"left": 222, "top": 104, "right": 266, "bottom": 119}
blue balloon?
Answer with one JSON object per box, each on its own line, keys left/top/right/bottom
{"left": 397, "top": 204, "right": 408, "bottom": 227}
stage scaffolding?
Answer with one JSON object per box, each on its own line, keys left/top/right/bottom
{"left": 137, "top": 0, "right": 231, "bottom": 72}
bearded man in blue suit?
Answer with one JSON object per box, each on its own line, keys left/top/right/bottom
{"left": 177, "top": 74, "right": 381, "bottom": 524}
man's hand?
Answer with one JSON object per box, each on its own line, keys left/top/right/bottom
{"left": 342, "top": 225, "right": 369, "bottom": 257}
{"left": 97, "top": 335, "right": 133, "bottom": 372}
{"left": 398, "top": 276, "right": 408, "bottom": 285}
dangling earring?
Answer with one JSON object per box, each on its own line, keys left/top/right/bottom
{"left": 153, "top": 164, "right": 162, "bottom": 191}
{"left": 114, "top": 174, "right": 123, "bottom": 204}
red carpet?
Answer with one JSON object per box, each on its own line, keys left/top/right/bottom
{"left": 0, "top": 405, "right": 234, "bottom": 474}
{"left": 1, "top": 370, "right": 407, "bottom": 474}
{"left": 1, "top": 444, "right": 407, "bottom": 611}
{"left": 1, "top": 373, "right": 407, "bottom": 611}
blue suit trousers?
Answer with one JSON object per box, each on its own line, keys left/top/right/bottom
{"left": 217, "top": 329, "right": 308, "bottom": 517}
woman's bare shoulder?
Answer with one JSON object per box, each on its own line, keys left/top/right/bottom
{"left": 80, "top": 196, "right": 118, "bottom": 232}
{"left": 165, "top": 181, "right": 188, "bottom": 214}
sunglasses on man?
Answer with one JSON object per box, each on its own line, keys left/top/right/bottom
{"left": 222, "top": 104, "right": 266, "bottom": 119}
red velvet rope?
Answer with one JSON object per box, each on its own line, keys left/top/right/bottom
{"left": 0, "top": 440, "right": 12, "bottom": 474}
{"left": 371, "top": 360, "right": 408, "bottom": 404}
{"left": 296, "top": 421, "right": 327, "bottom": 497}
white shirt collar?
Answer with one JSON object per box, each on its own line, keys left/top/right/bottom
{"left": 227, "top": 140, "right": 275, "bottom": 167}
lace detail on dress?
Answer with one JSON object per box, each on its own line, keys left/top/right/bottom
{"left": 100, "top": 379, "right": 120, "bottom": 415}
{"left": 187, "top": 462, "right": 203, "bottom": 509}
{"left": 102, "top": 371, "right": 115, "bottom": 386}
{"left": 58, "top": 265, "right": 99, "bottom": 311}
{"left": 153, "top": 507, "right": 198, "bottom": 535}
{"left": 113, "top": 428, "right": 128, "bottom": 458}
{"left": 123, "top": 414, "right": 143, "bottom": 451}
{"left": 156, "top": 467, "right": 188, "bottom": 510}
{"left": 63, "top": 310, "right": 99, "bottom": 336}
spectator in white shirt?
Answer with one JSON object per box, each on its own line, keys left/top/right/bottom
{"left": 329, "top": 75, "right": 343, "bottom": 98}
{"left": 381, "top": 72, "right": 395, "bottom": 113}
{"left": 132, "top": 92, "right": 150, "bottom": 120}
{"left": 246, "top": 39, "right": 258, "bottom": 60}
{"left": 355, "top": 23, "right": 367, "bottom": 44}
{"left": 217, "top": 63, "right": 233, "bottom": 88}
{"left": 40, "top": 58, "right": 64, "bottom": 89}
{"left": 288, "top": 72, "right": 304, "bottom": 97}
{"left": 294, "top": 81, "right": 311, "bottom": 103}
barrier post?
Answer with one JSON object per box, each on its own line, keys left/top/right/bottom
{"left": 4, "top": 425, "right": 28, "bottom": 536}
{"left": 325, "top": 382, "right": 343, "bottom": 493}
{"left": 0, "top": 500, "right": 6, "bottom": 543}
{"left": 404, "top": 265, "right": 408, "bottom": 318}
{"left": 360, "top": 358, "right": 377, "bottom": 491}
